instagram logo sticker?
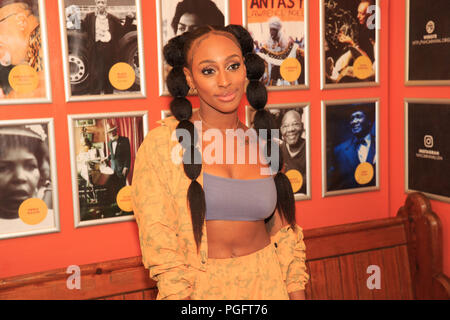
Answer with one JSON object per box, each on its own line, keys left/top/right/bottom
{"left": 424, "top": 135, "right": 434, "bottom": 148}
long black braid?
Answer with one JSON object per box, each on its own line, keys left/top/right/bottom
{"left": 163, "top": 25, "right": 296, "bottom": 251}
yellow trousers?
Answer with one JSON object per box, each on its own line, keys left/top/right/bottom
{"left": 191, "top": 243, "right": 290, "bottom": 300}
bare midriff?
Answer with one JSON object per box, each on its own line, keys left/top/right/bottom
{"left": 206, "top": 220, "right": 271, "bottom": 258}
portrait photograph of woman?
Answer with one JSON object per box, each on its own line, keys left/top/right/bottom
{"left": 0, "top": 119, "right": 59, "bottom": 240}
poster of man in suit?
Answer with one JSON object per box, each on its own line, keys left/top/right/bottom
{"left": 324, "top": 100, "right": 378, "bottom": 196}
{"left": 60, "top": 0, "right": 145, "bottom": 100}
{"left": 69, "top": 113, "right": 147, "bottom": 226}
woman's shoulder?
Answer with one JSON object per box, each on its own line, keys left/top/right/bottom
{"left": 139, "top": 116, "right": 179, "bottom": 155}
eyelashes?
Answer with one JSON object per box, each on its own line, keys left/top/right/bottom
{"left": 200, "top": 62, "right": 241, "bottom": 75}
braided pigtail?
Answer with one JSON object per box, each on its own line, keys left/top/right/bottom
{"left": 164, "top": 34, "right": 205, "bottom": 250}
{"left": 227, "top": 25, "right": 296, "bottom": 230}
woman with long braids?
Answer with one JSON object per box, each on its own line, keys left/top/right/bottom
{"left": 132, "top": 24, "right": 309, "bottom": 300}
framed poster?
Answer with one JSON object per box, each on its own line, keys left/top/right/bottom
{"left": 156, "top": 0, "right": 230, "bottom": 96}
{"left": 246, "top": 103, "right": 311, "bottom": 201}
{"left": 0, "top": 118, "right": 60, "bottom": 240}
{"left": 405, "top": 99, "right": 450, "bottom": 203}
{"left": 320, "top": 0, "right": 380, "bottom": 89}
{"left": 243, "top": 0, "right": 309, "bottom": 91}
{"left": 405, "top": 0, "right": 450, "bottom": 85}
{"left": 68, "top": 111, "right": 148, "bottom": 227}
{"left": 322, "top": 99, "right": 379, "bottom": 197}
{"left": 0, "top": 0, "right": 52, "bottom": 105}
{"left": 58, "top": 0, "right": 146, "bottom": 101}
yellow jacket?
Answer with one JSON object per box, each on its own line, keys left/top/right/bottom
{"left": 132, "top": 116, "right": 309, "bottom": 300}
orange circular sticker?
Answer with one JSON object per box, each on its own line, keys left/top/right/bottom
{"left": 285, "top": 169, "right": 303, "bottom": 193}
{"left": 353, "top": 56, "right": 373, "bottom": 80}
{"left": 8, "top": 65, "right": 39, "bottom": 94}
{"left": 109, "top": 62, "right": 135, "bottom": 91}
{"left": 18, "top": 198, "right": 48, "bottom": 225}
{"left": 280, "top": 58, "right": 301, "bottom": 82}
{"left": 116, "top": 186, "right": 133, "bottom": 212}
{"left": 354, "top": 162, "right": 374, "bottom": 185}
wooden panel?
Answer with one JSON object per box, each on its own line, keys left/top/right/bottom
{"left": 367, "top": 249, "right": 387, "bottom": 300}
{"left": 143, "top": 289, "right": 158, "bottom": 300}
{"left": 353, "top": 252, "right": 373, "bottom": 300}
{"left": 305, "top": 224, "right": 407, "bottom": 261}
{"left": 308, "top": 260, "right": 327, "bottom": 300}
{"left": 304, "top": 262, "right": 313, "bottom": 300}
{"left": 0, "top": 259, "right": 156, "bottom": 300}
{"left": 323, "top": 257, "right": 343, "bottom": 299}
{"left": 339, "top": 254, "right": 359, "bottom": 299}
{"left": 378, "top": 247, "right": 403, "bottom": 300}
{"left": 124, "top": 291, "right": 144, "bottom": 300}
{"left": 396, "top": 245, "right": 414, "bottom": 299}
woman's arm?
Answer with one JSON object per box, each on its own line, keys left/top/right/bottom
{"left": 132, "top": 129, "right": 196, "bottom": 300}
{"left": 266, "top": 209, "right": 309, "bottom": 300}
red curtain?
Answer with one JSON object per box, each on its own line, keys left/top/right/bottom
{"left": 105, "top": 117, "right": 144, "bottom": 185}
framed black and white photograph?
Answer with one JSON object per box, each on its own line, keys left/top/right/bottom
{"left": 320, "top": 0, "right": 380, "bottom": 89}
{"left": 0, "top": 0, "right": 52, "bottom": 105}
{"left": 322, "top": 99, "right": 379, "bottom": 197}
{"left": 68, "top": 111, "right": 148, "bottom": 227}
{"left": 405, "top": 99, "right": 450, "bottom": 203}
{"left": 243, "top": 0, "right": 309, "bottom": 91}
{"left": 405, "top": 0, "right": 450, "bottom": 85}
{"left": 156, "top": 0, "right": 230, "bottom": 96}
{"left": 58, "top": 0, "right": 146, "bottom": 101}
{"left": 246, "top": 103, "right": 311, "bottom": 201}
{"left": 0, "top": 118, "right": 60, "bottom": 240}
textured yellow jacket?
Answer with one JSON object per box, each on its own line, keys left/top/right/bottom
{"left": 132, "top": 116, "right": 309, "bottom": 300}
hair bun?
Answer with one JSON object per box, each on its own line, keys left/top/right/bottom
{"left": 226, "top": 24, "right": 254, "bottom": 56}
{"left": 176, "top": 119, "right": 198, "bottom": 148}
{"left": 246, "top": 80, "right": 267, "bottom": 110}
{"left": 245, "top": 53, "right": 265, "bottom": 80}
{"left": 170, "top": 97, "right": 193, "bottom": 121}
{"left": 167, "top": 67, "right": 190, "bottom": 97}
{"left": 163, "top": 35, "right": 186, "bottom": 67}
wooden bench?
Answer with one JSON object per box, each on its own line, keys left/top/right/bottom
{"left": 0, "top": 192, "right": 449, "bottom": 300}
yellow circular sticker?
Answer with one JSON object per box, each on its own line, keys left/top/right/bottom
{"left": 354, "top": 162, "right": 374, "bottom": 185}
{"left": 109, "top": 62, "right": 135, "bottom": 91}
{"left": 116, "top": 186, "right": 133, "bottom": 212}
{"left": 18, "top": 198, "right": 48, "bottom": 225}
{"left": 353, "top": 56, "right": 373, "bottom": 80}
{"left": 285, "top": 169, "right": 303, "bottom": 193}
{"left": 8, "top": 65, "right": 39, "bottom": 94}
{"left": 280, "top": 58, "right": 301, "bottom": 82}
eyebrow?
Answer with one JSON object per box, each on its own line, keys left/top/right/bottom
{"left": 198, "top": 54, "right": 241, "bottom": 66}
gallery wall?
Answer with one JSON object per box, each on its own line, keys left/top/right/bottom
{"left": 388, "top": 0, "right": 450, "bottom": 277}
{"left": 0, "top": 0, "right": 447, "bottom": 281}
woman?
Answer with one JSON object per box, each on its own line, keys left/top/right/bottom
{"left": 132, "top": 25, "right": 309, "bottom": 300}
{"left": 170, "top": 0, "right": 225, "bottom": 36}
{"left": 0, "top": 125, "right": 48, "bottom": 220}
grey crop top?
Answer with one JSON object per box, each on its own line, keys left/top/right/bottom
{"left": 203, "top": 171, "right": 277, "bottom": 221}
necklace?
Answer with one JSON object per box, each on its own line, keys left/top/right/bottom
{"left": 197, "top": 110, "right": 240, "bottom": 131}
